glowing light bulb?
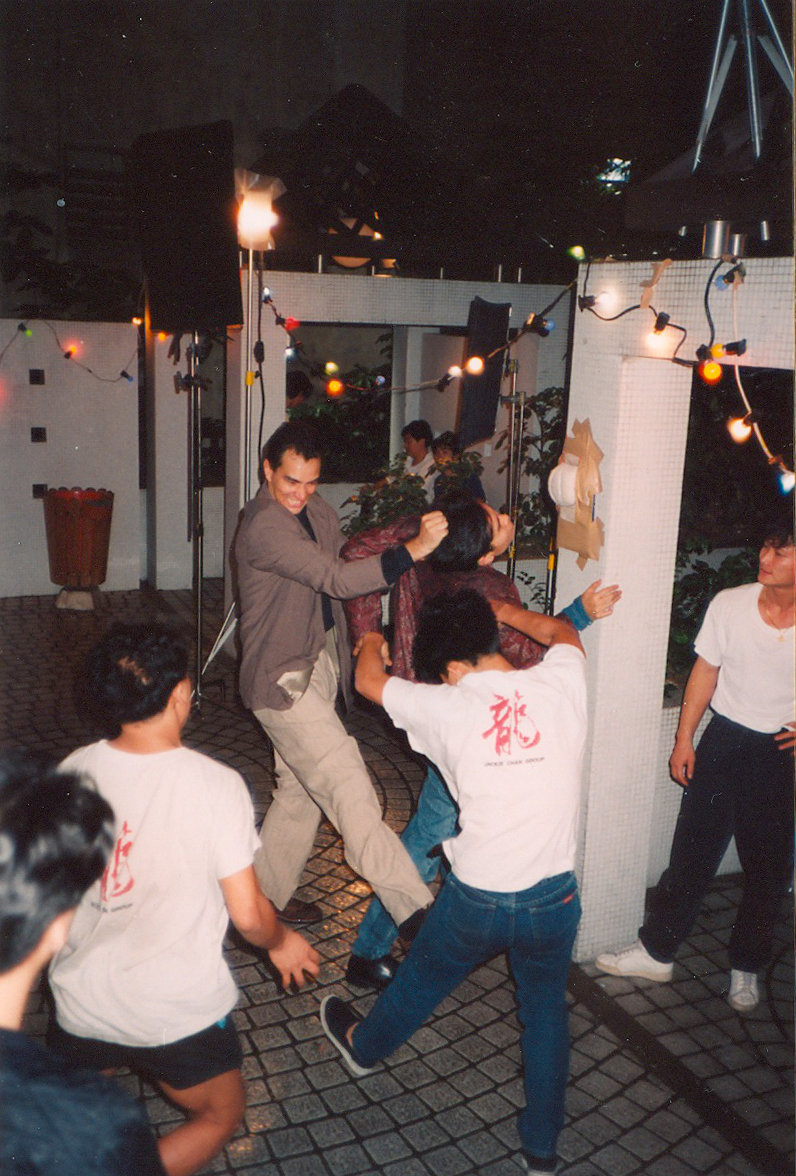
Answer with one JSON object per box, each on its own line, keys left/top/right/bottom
{"left": 131, "top": 316, "right": 143, "bottom": 326}
{"left": 646, "top": 329, "right": 669, "bottom": 351}
{"left": 568, "top": 245, "right": 586, "bottom": 260}
{"left": 237, "top": 193, "right": 278, "bottom": 249}
{"left": 447, "top": 365, "right": 462, "bottom": 379}
{"left": 326, "top": 378, "right": 345, "bottom": 397}
{"left": 699, "top": 359, "right": 723, "bottom": 385}
{"left": 778, "top": 466, "right": 795, "bottom": 493}
{"left": 710, "top": 343, "right": 725, "bottom": 359}
{"left": 465, "top": 355, "right": 484, "bottom": 376}
{"left": 157, "top": 332, "right": 168, "bottom": 342}
{"left": 325, "top": 361, "right": 339, "bottom": 375}
{"left": 727, "top": 416, "right": 752, "bottom": 443}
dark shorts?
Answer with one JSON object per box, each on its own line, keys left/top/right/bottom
{"left": 48, "top": 1015, "right": 242, "bottom": 1091}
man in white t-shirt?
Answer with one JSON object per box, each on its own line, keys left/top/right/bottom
{"left": 401, "top": 419, "right": 436, "bottom": 500}
{"left": 597, "top": 515, "right": 795, "bottom": 1012}
{"left": 321, "top": 588, "right": 587, "bottom": 1176}
{"left": 48, "top": 624, "right": 320, "bottom": 1176}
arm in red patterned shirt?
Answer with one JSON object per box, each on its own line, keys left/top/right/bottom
{"left": 341, "top": 515, "right": 423, "bottom": 643}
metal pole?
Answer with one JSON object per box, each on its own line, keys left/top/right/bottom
{"left": 190, "top": 331, "right": 205, "bottom": 708}
{"left": 243, "top": 249, "right": 254, "bottom": 502}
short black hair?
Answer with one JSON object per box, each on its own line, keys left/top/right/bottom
{"left": 432, "top": 431, "right": 460, "bottom": 456}
{"left": 263, "top": 420, "right": 321, "bottom": 469}
{"left": 286, "top": 370, "right": 313, "bottom": 402}
{"left": 412, "top": 589, "right": 500, "bottom": 683}
{"left": 86, "top": 623, "right": 189, "bottom": 730}
{"left": 0, "top": 750, "right": 113, "bottom": 973}
{"left": 427, "top": 489, "right": 492, "bottom": 571}
{"left": 401, "top": 419, "right": 433, "bottom": 447}
{"left": 761, "top": 511, "right": 794, "bottom": 548}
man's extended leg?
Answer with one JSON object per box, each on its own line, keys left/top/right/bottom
{"left": 351, "top": 764, "right": 457, "bottom": 963}
{"left": 347, "top": 875, "right": 492, "bottom": 1067}
{"left": 256, "top": 647, "right": 432, "bottom": 925}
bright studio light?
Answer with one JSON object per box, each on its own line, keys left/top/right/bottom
{"left": 465, "top": 355, "right": 485, "bottom": 375}
{"left": 237, "top": 193, "right": 278, "bottom": 249}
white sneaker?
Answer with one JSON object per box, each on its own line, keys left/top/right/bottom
{"left": 728, "top": 969, "right": 759, "bottom": 1012}
{"left": 595, "top": 939, "right": 674, "bottom": 982}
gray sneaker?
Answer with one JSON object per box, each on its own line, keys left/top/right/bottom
{"left": 595, "top": 939, "right": 673, "bottom": 981}
{"left": 728, "top": 969, "right": 759, "bottom": 1012}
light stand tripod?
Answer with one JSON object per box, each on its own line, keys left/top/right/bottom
{"left": 200, "top": 247, "right": 261, "bottom": 684}
{"left": 691, "top": 0, "right": 793, "bottom": 238}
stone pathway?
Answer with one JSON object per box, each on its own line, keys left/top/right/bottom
{"left": 1, "top": 583, "right": 792, "bottom": 1175}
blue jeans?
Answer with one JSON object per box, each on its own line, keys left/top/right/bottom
{"left": 351, "top": 870, "right": 581, "bottom": 1160}
{"left": 352, "top": 764, "right": 457, "bottom": 960}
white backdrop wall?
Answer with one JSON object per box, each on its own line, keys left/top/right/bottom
{"left": 0, "top": 319, "right": 140, "bottom": 597}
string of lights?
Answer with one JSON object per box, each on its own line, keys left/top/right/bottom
{"left": 576, "top": 256, "right": 792, "bottom": 493}
{"left": 0, "top": 320, "right": 137, "bottom": 383}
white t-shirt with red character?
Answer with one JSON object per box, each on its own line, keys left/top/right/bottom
{"left": 382, "top": 644, "right": 587, "bottom": 893}
{"left": 50, "top": 742, "right": 259, "bottom": 1048}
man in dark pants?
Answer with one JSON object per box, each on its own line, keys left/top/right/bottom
{"left": 597, "top": 515, "right": 795, "bottom": 1011}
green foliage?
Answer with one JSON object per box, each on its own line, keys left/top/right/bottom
{"left": 290, "top": 361, "right": 391, "bottom": 484}
{"left": 341, "top": 456, "right": 429, "bottom": 537}
{"left": 667, "top": 543, "right": 755, "bottom": 680}
{"left": 495, "top": 385, "right": 566, "bottom": 550}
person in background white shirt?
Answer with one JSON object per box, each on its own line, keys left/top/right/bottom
{"left": 596, "top": 514, "right": 795, "bottom": 1014}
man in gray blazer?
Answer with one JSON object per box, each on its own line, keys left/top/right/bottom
{"left": 235, "top": 421, "right": 447, "bottom": 928}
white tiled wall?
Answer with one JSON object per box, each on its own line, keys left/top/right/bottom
{"left": 0, "top": 319, "right": 140, "bottom": 596}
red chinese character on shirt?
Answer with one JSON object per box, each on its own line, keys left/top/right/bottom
{"left": 101, "top": 821, "right": 134, "bottom": 901}
{"left": 482, "top": 691, "right": 540, "bottom": 755}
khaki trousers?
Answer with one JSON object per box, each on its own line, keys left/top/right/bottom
{"left": 253, "top": 634, "right": 433, "bottom": 926}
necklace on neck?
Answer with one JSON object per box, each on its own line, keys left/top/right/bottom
{"left": 761, "top": 593, "right": 794, "bottom": 642}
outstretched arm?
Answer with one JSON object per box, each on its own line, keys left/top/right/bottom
{"left": 491, "top": 600, "right": 584, "bottom": 654}
{"left": 669, "top": 656, "right": 719, "bottom": 786}
{"left": 354, "top": 632, "right": 392, "bottom": 706}
{"left": 559, "top": 579, "right": 622, "bottom": 630}
{"left": 220, "top": 866, "right": 321, "bottom": 988}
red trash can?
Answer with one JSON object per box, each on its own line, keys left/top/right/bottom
{"left": 43, "top": 487, "right": 114, "bottom": 588}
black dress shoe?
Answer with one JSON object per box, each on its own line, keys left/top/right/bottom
{"left": 275, "top": 897, "right": 323, "bottom": 925}
{"left": 345, "top": 954, "right": 399, "bottom": 990}
{"left": 397, "top": 906, "right": 428, "bottom": 948}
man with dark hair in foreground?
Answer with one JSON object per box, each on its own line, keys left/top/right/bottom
{"left": 0, "top": 750, "right": 165, "bottom": 1175}
{"left": 47, "top": 623, "right": 319, "bottom": 1176}
{"left": 321, "top": 589, "right": 588, "bottom": 1175}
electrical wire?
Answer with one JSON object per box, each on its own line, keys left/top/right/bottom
{"left": 702, "top": 259, "right": 724, "bottom": 349}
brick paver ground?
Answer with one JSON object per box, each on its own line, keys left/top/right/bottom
{"left": 1, "top": 583, "right": 792, "bottom": 1175}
